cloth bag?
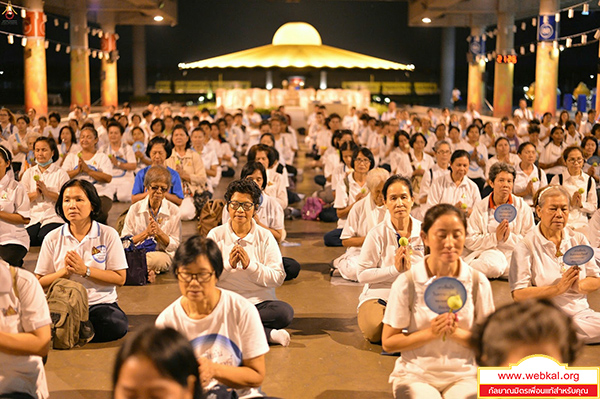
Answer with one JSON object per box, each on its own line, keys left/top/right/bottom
{"left": 121, "top": 236, "right": 150, "bottom": 286}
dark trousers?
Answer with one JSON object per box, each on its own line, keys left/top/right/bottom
{"left": 98, "top": 195, "right": 113, "bottom": 225}
{"left": 469, "top": 177, "right": 487, "bottom": 197}
{"left": 0, "top": 244, "right": 27, "bottom": 267}
{"left": 287, "top": 189, "right": 301, "bottom": 205}
{"left": 283, "top": 257, "right": 300, "bottom": 281}
{"left": 26, "top": 222, "right": 63, "bottom": 247}
{"left": 11, "top": 162, "right": 22, "bottom": 178}
{"left": 255, "top": 300, "right": 294, "bottom": 342}
{"left": 324, "top": 228, "right": 343, "bottom": 247}
{"left": 89, "top": 302, "right": 128, "bottom": 343}
{"left": 0, "top": 393, "right": 36, "bottom": 399}
{"left": 314, "top": 175, "right": 326, "bottom": 187}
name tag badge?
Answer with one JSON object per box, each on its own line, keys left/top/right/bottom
{"left": 91, "top": 245, "right": 107, "bottom": 263}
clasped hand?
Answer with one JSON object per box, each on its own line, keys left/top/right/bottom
{"left": 430, "top": 312, "right": 458, "bottom": 338}
{"left": 229, "top": 244, "right": 250, "bottom": 269}
{"left": 394, "top": 246, "right": 411, "bottom": 273}
{"left": 64, "top": 250, "right": 87, "bottom": 276}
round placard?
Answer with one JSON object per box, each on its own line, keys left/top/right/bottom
{"left": 562, "top": 245, "right": 594, "bottom": 266}
{"left": 132, "top": 141, "right": 145, "bottom": 153}
{"left": 494, "top": 203, "right": 517, "bottom": 223}
{"left": 424, "top": 277, "right": 467, "bottom": 314}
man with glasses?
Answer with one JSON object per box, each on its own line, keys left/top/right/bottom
{"left": 122, "top": 165, "right": 182, "bottom": 282}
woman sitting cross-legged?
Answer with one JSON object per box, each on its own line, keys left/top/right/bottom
{"left": 355, "top": 175, "right": 425, "bottom": 343}
{"left": 121, "top": 165, "right": 182, "bottom": 283}
{"left": 333, "top": 167, "right": 390, "bottom": 281}
{"left": 208, "top": 179, "right": 294, "bottom": 347}
{"left": 35, "top": 179, "right": 128, "bottom": 343}
{"left": 382, "top": 204, "right": 495, "bottom": 399}
{"left": 156, "top": 236, "right": 269, "bottom": 398}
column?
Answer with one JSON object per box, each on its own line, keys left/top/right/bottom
{"left": 596, "top": 38, "right": 600, "bottom": 112}
{"left": 467, "top": 26, "right": 486, "bottom": 113}
{"left": 100, "top": 14, "right": 118, "bottom": 107}
{"left": 440, "top": 27, "right": 456, "bottom": 109}
{"left": 23, "top": 0, "right": 47, "bottom": 115}
{"left": 70, "top": 3, "right": 90, "bottom": 107}
{"left": 534, "top": 0, "right": 559, "bottom": 117}
{"left": 132, "top": 25, "right": 147, "bottom": 98}
{"left": 493, "top": 0, "right": 515, "bottom": 117}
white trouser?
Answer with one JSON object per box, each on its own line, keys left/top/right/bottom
{"left": 146, "top": 251, "right": 172, "bottom": 273}
{"left": 333, "top": 251, "right": 360, "bottom": 282}
{"left": 110, "top": 175, "right": 134, "bottom": 202}
{"left": 180, "top": 197, "right": 196, "bottom": 221}
{"left": 572, "top": 308, "right": 600, "bottom": 344}
{"left": 392, "top": 376, "right": 477, "bottom": 399}
{"left": 466, "top": 249, "right": 509, "bottom": 279}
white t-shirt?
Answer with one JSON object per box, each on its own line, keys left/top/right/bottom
{"left": 383, "top": 259, "right": 494, "bottom": 386}
{"left": 419, "top": 165, "right": 450, "bottom": 202}
{"left": 549, "top": 172, "right": 597, "bottom": 230}
{"left": 356, "top": 214, "right": 424, "bottom": 307}
{"left": 0, "top": 262, "right": 51, "bottom": 399}
{"left": 334, "top": 172, "right": 367, "bottom": 229}
{"left": 0, "top": 173, "right": 30, "bottom": 250}
{"left": 425, "top": 174, "right": 481, "bottom": 211}
{"left": 340, "top": 194, "right": 387, "bottom": 259}
{"left": 156, "top": 289, "right": 269, "bottom": 399}
{"left": 457, "top": 141, "right": 488, "bottom": 179}
{"left": 62, "top": 152, "right": 113, "bottom": 198}
{"left": 265, "top": 168, "right": 287, "bottom": 210}
{"left": 513, "top": 163, "right": 548, "bottom": 207}
{"left": 510, "top": 226, "right": 600, "bottom": 316}
{"left": 99, "top": 142, "right": 136, "bottom": 179}
{"left": 222, "top": 193, "right": 286, "bottom": 241}
{"left": 539, "top": 142, "right": 568, "bottom": 176}
{"left": 207, "top": 221, "right": 285, "bottom": 304}
{"left": 21, "top": 164, "right": 70, "bottom": 227}
{"left": 34, "top": 222, "right": 128, "bottom": 306}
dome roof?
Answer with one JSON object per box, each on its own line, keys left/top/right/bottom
{"left": 272, "top": 22, "right": 322, "bottom": 46}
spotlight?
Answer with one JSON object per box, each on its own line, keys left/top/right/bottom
{"left": 21, "top": 8, "right": 26, "bottom": 18}
{"left": 582, "top": 3, "right": 589, "bottom": 15}
{"left": 55, "top": 43, "right": 61, "bottom": 52}
{"left": 595, "top": 30, "right": 600, "bottom": 40}
{"left": 7, "top": 34, "right": 13, "bottom": 44}
{"left": 21, "top": 37, "right": 27, "bottom": 47}
{"left": 582, "top": 34, "right": 587, "bottom": 44}
{"left": 422, "top": 17, "right": 431, "bottom": 24}
{"left": 568, "top": 8, "right": 574, "bottom": 18}
{"left": 154, "top": 15, "right": 164, "bottom": 22}
{"left": 566, "top": 38, "right": 572, "bottom": 47}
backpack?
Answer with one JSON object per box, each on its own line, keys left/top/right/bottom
{"left": 301, "top": 197, "right": 324, "bottom": 220}
{"left": 198, "top": 199, "right": 226, "bottom": 236}
{"left": 46, "top": 278, "right": 95, "bottom": 349}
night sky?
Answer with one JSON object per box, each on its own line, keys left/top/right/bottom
{"left": 0, "top": 0, "right": 597, "bottom": 107}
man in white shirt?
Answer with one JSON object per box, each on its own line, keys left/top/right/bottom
{"left": 342, "top": 106, "right": 359, "bottom": 133}
{"left": 380, "top": 101, "right": 397, "bottom": 122}
{"left": 513, "top": 99, "right": 533, "bottom": 121}
{"left": 243, "top": 104, "right": 262, "bottom": 130}
{"left": 463, "top": 102, "right": 481, "bottom": 126}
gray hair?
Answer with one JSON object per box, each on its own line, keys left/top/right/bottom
{"left": 534, "top": 185, "right": 571, "bottom": 208}
{"left": 144, "top": 165, "right": 172, "bottom": 190}
{"left": 366, "top": 168, "right": 390, "bottom": 193}
{"left": 434, "top": 140, "right": 451, "bottom": 153}
{"left": 489, "top": 162, "right": 516, "bottom": 183}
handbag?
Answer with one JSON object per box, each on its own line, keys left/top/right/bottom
{"left": 121, "top": 236, "right": 149, "bottom": 286}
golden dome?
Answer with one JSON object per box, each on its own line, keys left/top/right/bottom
{"left": 272, "top": 22, "right": 322, "bottom": 46}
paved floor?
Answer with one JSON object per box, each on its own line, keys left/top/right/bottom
{"left": 21, "top": 147, "right": 600, "bottom": 399}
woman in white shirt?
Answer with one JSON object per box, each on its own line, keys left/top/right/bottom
{"left": 549, "top": 146, "right": 597, "bottom": 235}
{"left": 35, "top": 179, "right": 128, "bottom": 342}
{"left": 407, "top": 132, "right": 435, "bottom": 196}
{"left": 8, "top": 115, "right": 29, "bottom": 177}
{"left": 190, "top": 127, "right": 219, "bottom": 194}
{"left": 155, "top": 236, "right": 269, "bottom": 398}
{"left": 22, "top": 137, "right": 70, "bottom": 246}
{"left": 248, "top": 144, "right": 288, "bottom": 209}
{"left": 485, "top": 137, "right": 520, "bottom": 177}
{"left": 99, "top": 121, "right": 137, "bottom": 203}
{"left": 514, "top": 142, "right": 548, "bottom": 207}
{"left": 0, "top": 145, "right": 30, "bottom": 267}
{"left": 207, "top": 179, "right": 293, "bottom": 347}
{"left": 382, "top": 204, "right": 495, "bottom": 399}
{"left": 326, "top": 147, "right": 375, "bottom": 247}
{"left": 510, "top": 185, "right": 600, "bottom": 343}
{"left": 356, "top": 175, "right": 425, "bottom": 343}
{"left": 389, "top": 131, "right": 412, "bottom": 177}
{"left": 121, "top": 166, "right": 182, "bottom": 282}
{"left": 457, "top": 124, "right": 488, "bottom": 195}
{"left": 166, "top": 125, "right": 207, "bottom": 220}
{"left": 62, "top": 125, "right": 113, "bottom": 224}
{"left": 57, "top": 126, "right": 82, "bottom": 167}
{"left": 539, "top": 126, "right": 568, "bottom": 182}
{"left": 415, "top": 140, "right": 452, "bottom": 212}
{"left": 425, "top": 150, "right": 481, "bottom": 218}
{"left": 334, "top": 168, "right": 389, "bottom": 281}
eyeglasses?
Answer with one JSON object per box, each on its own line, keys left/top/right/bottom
{"left": 148, "top": 185, "right": 168, "bottom": 193}
{"left": 566, "top": 158, "right": 584, "bottom": 164}
{"left": 437, "top": 150, "right": 451, "bottom": 155}
{"left": 176, "top": 271, "right": 214, "bottom": 283}
{"left": 355, "top": 158, "right": 371, "bottom": 164}
{"left": 228, "top": 201, "right": 254, "bottom": 211}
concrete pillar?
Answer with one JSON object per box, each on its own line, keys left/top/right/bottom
{"left": 132, "top": 25, "right": 147, "bottom": 98}
{"left": 467, "top": 25, "right": 486, "bottom": 113}
{"left": 70, "top": 3, "right": 90, "bottom": 108}
{"left": 440, "top": 27, "right": 456, "bottom": 109}
{"left": 493, "top": 1, "right": 515, "bottom": 117}
{"left": 100, "top": 14, "right": 118, "bottom": 107}
{"left": 534, "top": 0, "right": 559, "bottom": 117}
{"left": 23, "top": 0, "right": 47, "bottom": 115}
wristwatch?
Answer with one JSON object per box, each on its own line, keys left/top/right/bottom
{"left": 84, "top": 267, "right": 91, "bottom": 278}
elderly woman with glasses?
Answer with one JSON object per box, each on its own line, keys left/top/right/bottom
{"left": 207, "top": 179, "right": 293, "bottom": 347}
{"left": 122, "top": 166, "right": 181, "bottom": 283}
{"left": 549, "top": 146, "right": 597, "bottom": 235}
{"left": 156, "top": 235, "right": 269, "bottom": 398}
{"left": 510, "top": 185, "right": 600, "bottom": 344}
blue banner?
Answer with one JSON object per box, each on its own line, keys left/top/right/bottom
{"left": 469, "top": 36, "right": 485, "bottom": 57}
{"left": 537, "top": 14, "right": 558, "bottom": 41}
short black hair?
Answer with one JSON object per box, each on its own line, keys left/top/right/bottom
{"left": 451, "top": 149, "right": 470, "bottom": 164}
{"left": 169, "top": 124, "right": 191, "bottom": 150}
{"left": 248, "top": 144, "right": 277, "bottom": 167}
{"left": 393, "top": 130, "right": 410, "bottom": 148}
{"left": 34, "top": 137, "right": 60, "bottom": 162}
{"left": 56, "top": 179, "right": 102, "bottom": 223}
{"left": 224, "top": 179, "right": 262, "bottom": 206}
{"left": 172, "top": 235, "right": 224, "bottom": 279}
{"left": 150, "top": 118, "right": 165, "bottom": 132}
{"left": 0, "top": 145, "right": 12, "bottom": 172}
{"left": 58, "top": 125, "right": 77, "bottom": 145}
{"left": 409, "top": 132, "right": 427, "bottom": 148}
{"left": 48, "top": 112, "right": 61, "bottom": 123}
{"left": 241, "top": 162, "right": 267, "bottom": 190}
{"left": 107, "top": 121, "right": 124, "bottom": 135}
{"left": 382, "top": 174, "right": 413, "bottom": 200}
{"left": 113, "top": 325, "right": 202, "bottom": 399}
{"left": 17, "top": 115, "right": 30, "bottom": 125}
{"left": 146, "top": 136, "right": 173, "bottom": 158}
{"left": 351, "top": 147, "right": 375, "bottom": 170}
{"left": 339, "top": 141, "right": 358, "bottom": 163}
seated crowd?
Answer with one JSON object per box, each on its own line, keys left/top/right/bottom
{"left": 1, "top": 100, "right": 600, "bottom": 399}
